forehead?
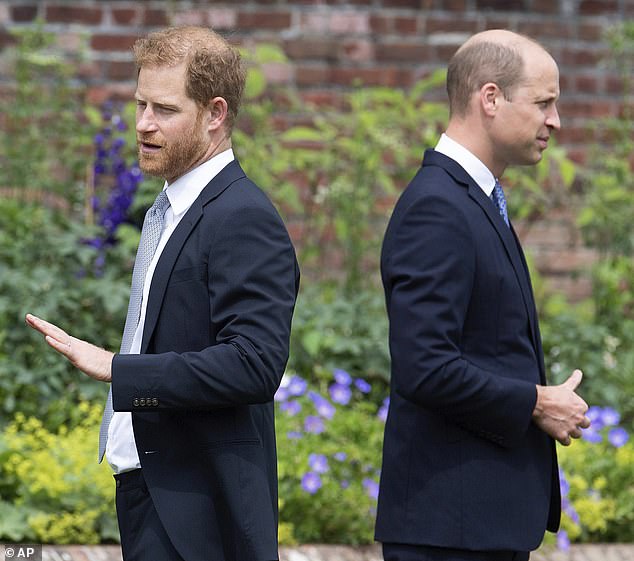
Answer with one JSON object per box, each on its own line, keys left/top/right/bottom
{"left": 135, "top": 62, "right": 190, "bottom": 103}
{"left": 516, "top": 51, "right": 560, "bottom": 98}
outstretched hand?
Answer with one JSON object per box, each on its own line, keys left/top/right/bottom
{"left": 25, "top": 314, "right": 113, "bottom": 382}
{"left": 532, "top": 369, "right": 591, "bottom": 446}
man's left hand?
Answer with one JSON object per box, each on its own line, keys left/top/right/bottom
{"left": 25, "top": 314, "right": 113, "bottom": 382}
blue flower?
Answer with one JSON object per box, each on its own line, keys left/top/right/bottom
{"left": 308, "top": 453, "right": 329, "bottom": 474}
{"left": 304, "top": 415, "right": 325, "bottom": 434}
{"left": 601, "top": 407, "right": 620, "bottom": 427}
{"left": 334, "top": 452, "right": 347, "bottom": 462}
{"left": 333, "top": 368, "right": 352, "bottom": 386}
{"left": 608, "top": 427, "right": 629, "bottom": 448}
{"left": 287, "top": 375, "right": 307, "bottom": 397}
{"left": 559, "top": 471, "right": 570, "bottom": 497}
{"left": 377, "top": 396, "right": 390, "bottom": 422}
{"left": 586, "top": 406, "right": 604, "bottom": 430}
{"left": 329, "top": 383, "right": 351, "bottom": 405}
{"left": 557, "top": 530, "right": 570, "bottom": 551}
{"left": 280, "top": 400, "right": 301, "bottom": 416}
{"left": 287, "top": 431, "right": 303, "bottom": 440}
{"left": 582, "top": 427, "right": 602, "bottom": 443}
{"left": 363, "top": 478, "right": 380, "bottom": 500}
{"left": 308, "top": 391, "right": 336, "bottom": 419}
{"left": 274, "top": 386, "right": 289, "bottom": 402}
{"left": 301, "top": 472, "right": 322, "bottom": 494}
{"left": 340, "top": 479, "right": 350, "bottom": 489}
{"left": 354, "top": 378, "right": 372, "bottom": 393}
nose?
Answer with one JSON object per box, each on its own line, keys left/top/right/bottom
{"left": 546, "top": 104, "right": 561, "bottom": 131}
{"left": 136, "top": 105, "right": 158, "bottom": 134}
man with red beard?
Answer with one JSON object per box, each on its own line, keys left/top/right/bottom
{"left": 27, "top": 26, "right": 299, "bottom": 561}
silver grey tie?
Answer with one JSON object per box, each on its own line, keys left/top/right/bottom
{"left": 98, "top": 190, "right": 171, "bottom": 462}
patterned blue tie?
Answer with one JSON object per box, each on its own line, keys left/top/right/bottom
{"left": 492, "top": 179, "right": 510, "bottom": 227}
{"left": 98, "top": 190, "right": 171, "bottom": 462}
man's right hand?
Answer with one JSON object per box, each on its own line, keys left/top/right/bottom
{"left": 532, "top": 369, "right": 591, "bottom": 446}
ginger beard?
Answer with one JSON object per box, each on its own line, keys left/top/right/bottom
{"left": 137, "top": 109, "right": 208, "bottom": 184}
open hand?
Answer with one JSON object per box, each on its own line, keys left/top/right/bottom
{"left": 25, "top": 314, "right": 113, "bottom": 382}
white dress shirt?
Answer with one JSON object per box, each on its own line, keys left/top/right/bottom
{"left": 106, "top": 148, "right": 235, "bottom": 474}
{"left": 434, "top": 133, "right": 496, "bottom": 197}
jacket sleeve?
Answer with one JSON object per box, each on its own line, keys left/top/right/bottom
{"left": 111, "top": 198, "right": 299, "bottom": 411}
{"left": 383, "top": 193, "right": 537, "bottom": 447}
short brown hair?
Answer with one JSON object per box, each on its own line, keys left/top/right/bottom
{"left": 133, "top": 26, "right": 246, "bottom": 130}
{"left": 446, "top": 40, "right": 525, "bottom": 117}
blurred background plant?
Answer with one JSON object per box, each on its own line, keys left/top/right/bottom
{"left": 0, "top": 22, "right": 632, "bottom": 547}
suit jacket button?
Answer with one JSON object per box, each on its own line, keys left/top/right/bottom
{"left": 139, "top": 398, "right": 146, "bottom": 406}
{"left": 152, "top": 398, "right": 159, "bottom": 407}
{"left": 133, "top": 398, "right": 140, "bottom": 407}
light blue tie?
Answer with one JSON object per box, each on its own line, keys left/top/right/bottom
{"left": 492, "top": 179, "right": 510, "bottom": 227}
{"left": 98, "top": 190, "right": 170, "bottom": 462}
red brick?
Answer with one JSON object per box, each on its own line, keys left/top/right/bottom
{"left": 330, "top": 12, "right": 370, "bottom": 34}
{"left": 556, "top": 125, "right": 596, "bottom": 145}
{"left": 207, "top": 8, "right": 237, "bottom": 30}
{"left": 11, "top": 5, "right": 39, "bottom": 22}
{"left": 284, "top": 38, "right": 339, "bottom": 60}
{"left": 443, "top": 0, "right": 469, "bottom": 10}
{"left": 529, "top": 0, "right": 560, "bottom": 12}
{"left": 435, "top": 44, "right": 461, "bottom": 63}
{"left": 394, "top": 16, "right": 419, "bottom": 34}
{"left": 237, "top": 11, "right": 291, "bottom": 30}
{"left": 425, "top": 17, "right": 478, "bottom": 34}
{"left": 382, "top": 0, "right": 427, "bottom": 7}
{"left": 173, "top": 11, "right": 209, "bottom": 27}
{"left": 342, "top": 39, "right": 374, "bottom": 62}
{"left": 517, "top": 21, "right": 572, "bottom": 40}
{"left": 606, "top": 75, "right": 625, "bottom": 94}
{"left": 0, "top": 30, "right": 17, "bottom": 49}
{"left": 369, "top": 15, "right": 391, "bottom": 34}
{"left": 330, "top": 66, "right": 413, "bottom": 87}
{"left": 296, "top": 65, "right": 331, "bottom": 86}
{"left": 559, "top": 47, "right": 605, "bottom": 66}
{"left": 558, "top": 99, "right": 617, "bottom": 118}
{"left": 143, "top": 8, "right": 169, "bottom": 26}
{"left": 579, "top": 0, "right": 619, "bottom": 15}
{"left": 91, "top": 34, "right": 139, "bottom": 52}
{"left": 476, "top": 0, "right": 525, "bottom": 9}
{"left": 86, "top": 84, "right": 135, "bottom": 105}
{"left": 575, "top": 74, "right": 599, "bottom": 94}
{"left": 107, "top": 60, "right": 137, "bottom": 81}
{"left": 46, "top": 5, "right": 103, "bottom": 25}
{"left": 376, "top": 42, "right": 430, "bottom": 63}
{"left": 578, "top": 22, "right": 604, "bottom": 41}
{"left": 300, "top": 90, "right": 347, "bottom": 110}
{"left": 111, "top": 8, "right": 137, "bottom": 25}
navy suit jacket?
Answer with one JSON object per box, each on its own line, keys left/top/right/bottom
{"left": 375, "top": 150, "right": 560, "bottom": 551}
{"left": 111, "top": 160, "right": 299, "bottom": 561}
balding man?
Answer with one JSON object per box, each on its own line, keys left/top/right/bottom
{"left": 376, "top": 30, "right": 590, "bottom": 561}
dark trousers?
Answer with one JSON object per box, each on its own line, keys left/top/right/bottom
{"left": 115, "top": 469, "right": 184, "bottom": 561}
{"left": 383, "top": 543, "right": 530, "bottom": 561}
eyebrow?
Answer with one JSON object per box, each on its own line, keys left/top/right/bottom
{"left": 134, "top": 96, "right": 181, "bottom": 111}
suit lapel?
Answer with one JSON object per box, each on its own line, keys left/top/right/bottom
{"left": 140, "top": 160, "right": 246, "bottom": 352}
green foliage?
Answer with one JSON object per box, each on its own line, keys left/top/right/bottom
{"left": 0, "top": 199, "right": 131, "bottom": 426}
{"left": 0, "top": 403, "right": 117, "bottom": 543}
{"left": 0, "top": 24, "right": 91, "bottom": 208}
{"left": 275, "top": 370, "right": 385, "bottom": 544}
{"left": 558, "top": 425, "right": 634, "bottom": 543}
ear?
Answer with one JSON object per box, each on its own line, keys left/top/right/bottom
{"left": 205, "top": 97, "right": 229, "bottom": 132}
{"left": 479, "top": 82, "right": 502, "bottom": 117}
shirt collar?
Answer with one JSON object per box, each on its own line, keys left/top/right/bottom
{"left": 434, "top": 133, "right": 496, "bottom": 197}
{"left": 163, "top": 149, "right": 235, "bottom": 217}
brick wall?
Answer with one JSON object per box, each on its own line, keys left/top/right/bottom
{"left": 1, "top": 0, "right": 632, "bottom": 299}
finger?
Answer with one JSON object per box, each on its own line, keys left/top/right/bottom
{"left": 559, "top": 436, "right": 571, "bottom": 446}
{"left": 569, "top": 428, "right": 583, "bottom": 439}
{"left": 562, "top": 369, "right": 583, "bottom": 391}
{"left": 45, "top": 334, "right": 73, "bottom": 359}
{"left": 579, "top": 416, "right": 591, "bottom": 429}
{"left": 27, "top": 315, "right": 69, "bottom": 343}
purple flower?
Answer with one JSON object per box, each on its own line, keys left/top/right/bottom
{"left": 274, "top": 386, "right": 289, "bottom": 402}
{"left": 329, "top": 383, "right": 351, "bottom": 405}
{"left": 287, "top": 375, "right": 307, "bottom": 397}
{"left": 305, "top": 415, "right": 325, "bottom": 434}
{"left": 308, "top": 453, "right": 329, "bottom": 474}
{"left": 287, "top": 431, "right": 303, "bottom": 440}
{"left": 280, "top": 400, "right": 301, "bottom": 416}
{"left": 608, "top": 427, "right": 629, "bottom": 448}
{"left": 557, "top": 530, "right": 570, "bottom": 551}
{"left": 582, "top": 427, "right": 603, "bottom": 443}
{"left": 377, "top": 396, "right": 390, "bottom": 422}
{"left": 308, "top": 391, "right": 336, "bottom": 419}
{"left": 559, "top": 473, "right": 570, "bottom": 497}
{"left": 333, "top": 368, "right": 352, "bottom": 386}
{"left": 301, "top": 472, "right": 322, "bottom": 494}
{"left": 340, "top": 479, "right": 350, "bottom": 489}
{"left": 601, "top": 407, "right": 620, "bottom": 427}
{"left": 334, "top": 452, "right": 347, "bottom": 462}
{"left": 363, "top": 478, "right": 380, "bottom": 500}
{"left": 586, "top": 406, "right": 604, "bottom": 430}
{"left": 354, "top": 378, "right": 372, "bottom": 393}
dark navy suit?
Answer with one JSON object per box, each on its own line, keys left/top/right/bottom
{"left": 376, "top": 150, "right": 559, "bottom": 554}
{"left": 111, "top": 161, "right": 299, "bottom": 561}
